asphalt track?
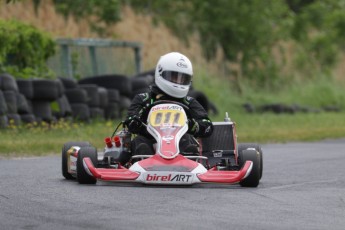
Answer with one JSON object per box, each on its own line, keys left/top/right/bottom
{"left": 1, "top": 139, "right": 345, "bottom": 230}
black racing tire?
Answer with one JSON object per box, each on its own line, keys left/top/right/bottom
{"left": 3, "top": 91, "right": 17, "bottom": 114}
{"left": 79, "top": 84, "right": 100, "bottom": 107}
{"left": 97, "top": 87, "right": 109, "bottom": 108}
{"left": 90, "top": 107, "right": 104, "bottom": 119}
{"left": 0, "top": 115, "right": 8, "bottom": 128}
{"left": 78, "top": 74, "right": 132, "bottom": 97}
{"left": 239, "top": 149, "right": 261, "bottom": 187}
{"left": 62, "top": 141, "right": 91, "bottom": 180}
{"left": 20, "top": 114, "right": 36, "bottom": 123}
{"left": 119, "top": 95, "right": 131, "bottom": 118}
{"left": 55, "top": 79, "right": 65, "bottom": 98}
{"left": 131, "top": 69, "right": 155, "bottom": 78}
{"left": 188, "top": 90, "right": 209, "bottom": 112}
{"left": 105, "top": 102, "right": 120, "bottom": 119}
{"left": 65, "top": 88, "right": 88, "bottom": 104}
{"left": 77, "top": 146, "right": 98, "bottom": 184}
{"left": 238, "top": 143, "right": 263, "bottom": 180}
{"left": 70, "top": 103, "right": 90, "bottom": 122}
{"left": 32, "top": 79, "right": 59, "bottom": 101}
{"left": 61, "top": 95, "right": 72, "bottom": 116}
{"left": 16, "top": 79, "right": 34, "bottom": 99}
{"left": 131, "top": 77, "right": 151, "bottom": 91}
{"left": 107, "top": 89, "right": 120, "bottom": 102}
{"left": 58, "top": 77, "right": 78, "bottom": 89}
{"left": 0, "top": 90, "right": 8, "bottom": 116}
{"left": 0, "top": 73, "right": 18, "bottom": 92}
{"left": 208, "top": 101, "right": 219, "bottom": 116}
{"left": 56, "top": 95, "right": 72, "bottom": 118}
{"left": 7, "top": 113, "right": 21, "bottom": 126}
{"left": 119, "top": 95, "right": 132, "bottom": 110}
{"left": 31, "top": 101, "right": 53, "bottom": 123}
{"left": 16, "top": 93, "right": 31, "bottom": 114}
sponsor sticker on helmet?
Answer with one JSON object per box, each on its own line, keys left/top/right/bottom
{"left": 177, "top": 62, "right": 188, "bottom": 68}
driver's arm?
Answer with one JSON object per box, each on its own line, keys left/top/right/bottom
{"left": 125, "top": 93, "right": 151, "bottom": 137}
{"left": 187, "top": 98, "right": 213, "bottom": 138}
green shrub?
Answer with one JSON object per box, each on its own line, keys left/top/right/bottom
{"left": 0, "top": 19, "right": 56, "bottom": 78}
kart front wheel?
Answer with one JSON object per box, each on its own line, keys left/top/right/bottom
{"left": 238, "top": 143, "right": 263, "bottom": 180}
{"left": 77, "top": 146, "right": 98, "bottom": 184}
{"left": 239, "top": 149, "right": 260, "bottom": 187}
{"left": 62, "top": 141, "right": 91, "bottom": 180}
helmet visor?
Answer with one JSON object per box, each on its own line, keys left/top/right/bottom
{"left": 161, "top": 71, "right": 192, "bottom": 85}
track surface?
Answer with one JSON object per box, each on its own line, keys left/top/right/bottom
{"left": 1, "top": 139, "right": 345, "bottom": 230}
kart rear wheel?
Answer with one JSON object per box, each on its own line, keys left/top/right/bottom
{"left": 77, "top": 146, "right": 98, "bottom": 184}
{"left": 238, "top": 143, "right": 263, "bottom": 180}
{"left": 62, "top": 141, "right": 91, "bottom": 180}
{"left": 239, "top": 149, "right": 260, "bottom": 187}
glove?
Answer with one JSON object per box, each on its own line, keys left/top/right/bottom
{"left": 124, "top": 115, "right": 143, "bottom": 133}
{"left": 187, "top": 118, "right": 199, "bottom": 135}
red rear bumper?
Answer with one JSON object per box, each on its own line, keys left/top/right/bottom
{"left": 83, "top": 158, "right": 140, "bottom": 181}
{"left": 197, "top": 161, "right": 252, "bottom": 183}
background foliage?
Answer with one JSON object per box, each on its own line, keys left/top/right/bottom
{"left": 0, "top": 19, "right": 56, "bottom": 78}
{"left": 4, "top": 0, "right": 345, "bottom": 86}
{"left": 33, "top": 0, "right": 122, "bottom": 36}
{"left": 126, "top": 0, "right": 345, "bottom": 89}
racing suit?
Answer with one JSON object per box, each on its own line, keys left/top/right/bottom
{"left": 125, "top": 85, "right": 213, "bottom": 156}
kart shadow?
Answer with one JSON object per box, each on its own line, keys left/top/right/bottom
{"left": 97, "top": 181, "right": 250, "bottom": 189}
{"left": 60, "top": 178, "right": 260, "bottom": 189}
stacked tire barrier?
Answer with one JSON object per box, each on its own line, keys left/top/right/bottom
{"left": 17, "top": 79, "right": 36, "bottom": 123}
{"left": 54, "top": 79, "right": 72, "bottom": 121}
{"left": 0, "top": 71, "right": 217, "bottom": 129}
{"left": 60, "top": 77, "right": 91, "bottom": 122}
{"left": 78, "top": 74, "right": 132, "bottom": 119}
{"left": 105, "top": 88, "right": 120, "bottom": 119}
{"left": 79, "top": 84, "right": 104, "bottom": 120}
{"left": 31, "top": 79, "right": 61, "bottom": 123}
{"left": 0, "top": 73, "right": 34, "bottom": 128}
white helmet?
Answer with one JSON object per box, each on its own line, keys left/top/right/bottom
{"left": 155, "top": 52, "right": 193, "bottom": 98}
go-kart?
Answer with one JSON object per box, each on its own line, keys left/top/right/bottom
{"left": 62, "top": 101, "right": 263, "bottom": 187}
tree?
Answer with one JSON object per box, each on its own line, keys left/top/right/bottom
{"left": 127, "top": 0, "right": 293, "bottom": 87}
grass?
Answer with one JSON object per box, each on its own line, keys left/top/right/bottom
{"left": 234, "top": 112, "right": 345, "bottom": 143}
{"left": 1, "top": 112, "right": 345, "bottom": 158}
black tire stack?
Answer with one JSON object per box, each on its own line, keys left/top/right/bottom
{"left": 79, "top": 84, "right": 105, "bottom": 120}
{"left": 31, "top": 79, "right": 62, "bottom": 123}
{"left": 105, "top": 88, "right": 120, "bottom": 119}
{"left": 97, "top": 86, "right": 109, "bottom": 119}
{"left": 16, "top": 79, "right": 36, "bottom": 124}
{"left": 0, "top": 73, "right": 26, "bottom": 127}
{"left": 130, "top": 69, "right": 155, "bottom": 98}
{"left": 0, "top": 70, "right": 217, "bottom": 127}
{"left": 60, "top": 77, "right": 91, "bottom": 122}
{"left": 78, "top": 74, "right": 132, "bottom": 119}
{"left": 54, "top": 79, "right": 73, "bottom": 121}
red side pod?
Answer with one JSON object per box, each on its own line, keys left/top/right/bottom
{"left": 83, "top": 158, "right": 140, "bottom": 181}
{"left": 197, "top": 161, "right": 252, "bottom": 184}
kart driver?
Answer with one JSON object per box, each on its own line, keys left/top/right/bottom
{"left": 125, "top": 52, "right": 214, "bottom": 156}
